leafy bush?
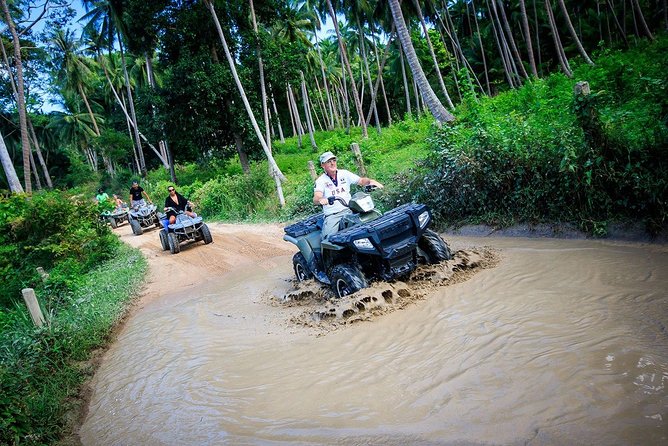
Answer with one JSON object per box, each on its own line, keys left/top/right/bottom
{"left": 387, "top": 38, "right": 667, "bottom": 235}
{"left": 0, "top": 191, "right": 119, "bottom": 309}
{"left": 0, "top": 244, "right": 146, "bottom": 445}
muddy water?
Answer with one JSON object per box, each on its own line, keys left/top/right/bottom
{"left": 80, "top": 236, "right": 668, "bottom": 445}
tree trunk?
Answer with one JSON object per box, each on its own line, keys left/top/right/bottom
{"left": 206, "top": 0, "right": 285, "bottom": 206}
{"left": 487, "top": 0, "right": 516, "bottom": 87}
{"left": 412, "top": 0, "right": 455, "bottom": 110}
{"left": 556, "top": 0, "right": 595, "bottom": 64}
{"left": 631, "top": 0, "right": 655, "bottom": 40}
{"left": 78, "top": 83, "right": 101, "bottom": 136}
{"left": 606, "top": 0, "right": 629, "bottom": 46}
{"left": 399, "top": 45, "right": 412, "bottom": 117}
{"left": 325, "top": 0, "right": 368, "bottom": 137}
{"left": 300, "top": 71, "right": 318, "bottom": 150}
{"left": 390, "top": 0, "right": 454, "bottom": 123}
{"left": 357, "top": 18, "right": 381, "bottom": 133}
{"left": 470, "top": 0, "right": 491, "bottom": 94}
{"left": 1, "top": 0, "right": 31, "bottom": 193}
{"left": 117, "top": 35, "right": 147, "bottom": 176}
{"left": 519, "top": 0, "right": 539, "bottom": 77}
{"left": 314, "top": 27, "right": 335, "bottom": 129}
{"left": 269, "top": 84, "right": 285, "bottom": 143}
{"left": 546, "top": 0, "right": 573, "bottom": 77}
{"left": 288, "top": 83, "right": 304, "bottom": 147}
{"left": 28, "top": 120, "right": 53, "bottom": 188}
{"left": 249, "top": 0, "right": 272, "bottom": 151}
{"left": 0, "top": 130, "right": 23, "bottom": 193}
{"left": 233, "top": 131, "right": 251, "bottom": 175}
{"left": 496, "top": 0, "right": 529, "bottom": 79}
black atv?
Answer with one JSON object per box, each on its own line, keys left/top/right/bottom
{"left": 128, "top": 203, "right": 162, "bottom": 235}
{"left": 283, "top": 186, "right": 452, "bottom": 299}
{"left": 159, "top": 207, "right": 213, "bottom": 254}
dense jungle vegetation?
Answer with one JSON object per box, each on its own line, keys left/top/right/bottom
{"left": 1, "top": 0, "right": 666, "bottom": 443}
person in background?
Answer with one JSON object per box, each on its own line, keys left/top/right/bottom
{"left": 95, "top": 188, "right": 109, "bottom": 204}
{"left": 112, "top": 194, "right": 125, "bottom": 211}
{"left": 164, "top": 185, "right": 196, "bottom": 225}
{"left": 313, "top": 151, "right": 383, "bottom": 241}
{"left": 129, "top": 180, "right": 151, "bottom": 208}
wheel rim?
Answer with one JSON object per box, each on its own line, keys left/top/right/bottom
{"left": 335, "top": 278, "right": 351, "bottom": 298}
{"left": 295, "top": 263, "right": 307, "bottom": 281}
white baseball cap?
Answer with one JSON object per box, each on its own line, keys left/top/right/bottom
{"left": 319, "top": 151, "right": 336, "bottom": 163}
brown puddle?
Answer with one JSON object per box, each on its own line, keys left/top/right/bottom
{"left": 78, "top": 226, "right": 668, "bottom": 446}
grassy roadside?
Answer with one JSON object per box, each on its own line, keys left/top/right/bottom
{"left": 0, "top": 244, "right": 147, "bottom": 445}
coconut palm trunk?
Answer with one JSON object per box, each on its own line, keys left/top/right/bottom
{"left": 389, "top": 0, "right": 454, "bottom": 123}
{"left": 519, "top": 0, "right": 539, "bottom": 77}
{"left": 496, "top": 0, "right": 529, "bottom": 79}
{"left": 545, "top": 0, "right": 573, "bottom": 77}
{"left": 399, "top": 45, "right": 412, "bottom": 117}
{"left": 28, "top": 120, "right": 53, "bottom": 188}
{"left": 300, "top": 71, "right": 318, "bottom": 150}
{"left": 206, "top": 0, "right": 286, "bottom": 206}
{"left": 556, "top": 0, "right": 595, "bottom": 64}
{"left": 250, "top": 0, "right": 272, "bottom": 150}
{"left": 325, "top": 0, "right": 368, "bottom": 137}
{"left": 1, "top": 0, "right": 31, "bottom": 192}
{"left": 0, "top": 130, "right": 23, "bottom": 193}
{"left": 631, "top": 0, "right": 655, "bottom": 40}
{"left": 411, "top": 0, "right": 455, "bottom": 110}
{"left": 470, "top": 0, "right": 491, "bottom": 94}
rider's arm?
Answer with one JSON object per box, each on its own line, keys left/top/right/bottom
{"left": 313, "top": 190, "right": 328, "bottom": 206}
{"left": 358, "top": 177, "right": 384, "bottom": 189}
{"left": 143, "top": 190, "right": 151, "bottom": 203}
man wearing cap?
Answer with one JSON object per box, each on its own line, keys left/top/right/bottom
{"left": 313, "top": 151, "right": 383, "bottom": 241}
{"left": 129, "top": 180, "right": 152, "bottom": 208}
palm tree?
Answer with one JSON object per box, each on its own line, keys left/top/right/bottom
{"left": 518, "top": 0, "right": 538, "bottom": 77}
{"left": 388, "top": 0, "right": 454, "bottom": 123}
{"left": 411, "top": 0, "right": 455, "bottom": 109}
{"left": 50, "top": 29, "right": 102, "bottom": 136}
{"left": 324, "top": 0, "right": 368, "bottom": 137}
{"left": 1, "top": 0, "right": 31, "bottom": 192}
{"left": 204, "top": 0, "right": 286, "bottom": 206}
{"left": 555, "top": 0, "right": 595, "bottom": 65}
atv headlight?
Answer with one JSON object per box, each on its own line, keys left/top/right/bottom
{"left": 355, "top": 195, "right": 375, "bottom": 212}
{"left": 353, "top": 238, "right": 374, "bottom": 250}
{"left": 418, "top": 210, "right": 430, "bottom": 228}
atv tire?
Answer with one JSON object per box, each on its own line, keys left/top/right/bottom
{"left": 330, "top": 264, "right": 367, "bottom": 299}
{"left": 109, "top": 217, "right": 117, "bottom": 229}
{"left": 159, "top": 229, "right": 169, "bottom": 251}
{"left": 130, "top": 219, "right": 143, "bottom": 235}
{"left": 292, "top": 252, "right": 313, "bottom": 281}
{"left": 419, "top": 229, "right": 452, "bottom": 263}
{"left": 201, "top": 224, "right": 213, "bottom": 244}
{"left": 168, "top": 232, "right": 180, "bottom": 254}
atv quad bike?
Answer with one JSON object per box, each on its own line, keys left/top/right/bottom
{"left": 128, "top": 203, "right": 162, "bottom": 235}
{"left": 283, "top": 186, "right": 452, "bottom": 299}
{"left": 159, "top": 207, "right": 213, "bottom": 254}
{"left": 101, "top": 207, "right": 128, "bottom": 229}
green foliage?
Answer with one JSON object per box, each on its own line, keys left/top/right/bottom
{"left": 0, "top": 244, "right": 146, "bottom": 445}
{"left": 387, "top": 39, "right": 667, "bottom": 235}
{"left": 0, "top": 191, "right": 119, "bottom": 309}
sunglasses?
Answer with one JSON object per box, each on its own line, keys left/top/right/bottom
{"left": 168, "top": 188, "right": 175, "bottom": 192}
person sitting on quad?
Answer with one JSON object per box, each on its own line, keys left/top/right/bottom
{"left": 112, "top": 194, "right": 125, "bottom": 211}
{"left": 129, "top": 180, "right": 152, "bottom": 208}
{"left": 95, "top": 188, "right": 109, "bottom": 204}
{"left": 95, "top": 188, "right": 114, "bottom": 212}
{"left": 313, "top": 151, "right": 383, "bottom": 241}
{"left": 164, "top": 185, "right": 196, "bottom": 225}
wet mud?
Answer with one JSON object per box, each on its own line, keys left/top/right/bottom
{"left": 276, "top": 249, "right": 499, "bottom": 332}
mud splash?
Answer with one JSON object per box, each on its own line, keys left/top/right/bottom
{"left": 276, "top": 248, "right": 499, "bottom": 331}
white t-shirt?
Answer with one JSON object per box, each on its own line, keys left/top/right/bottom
{"left": 314, "top": 169, "right": 361, "bottom": 216}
